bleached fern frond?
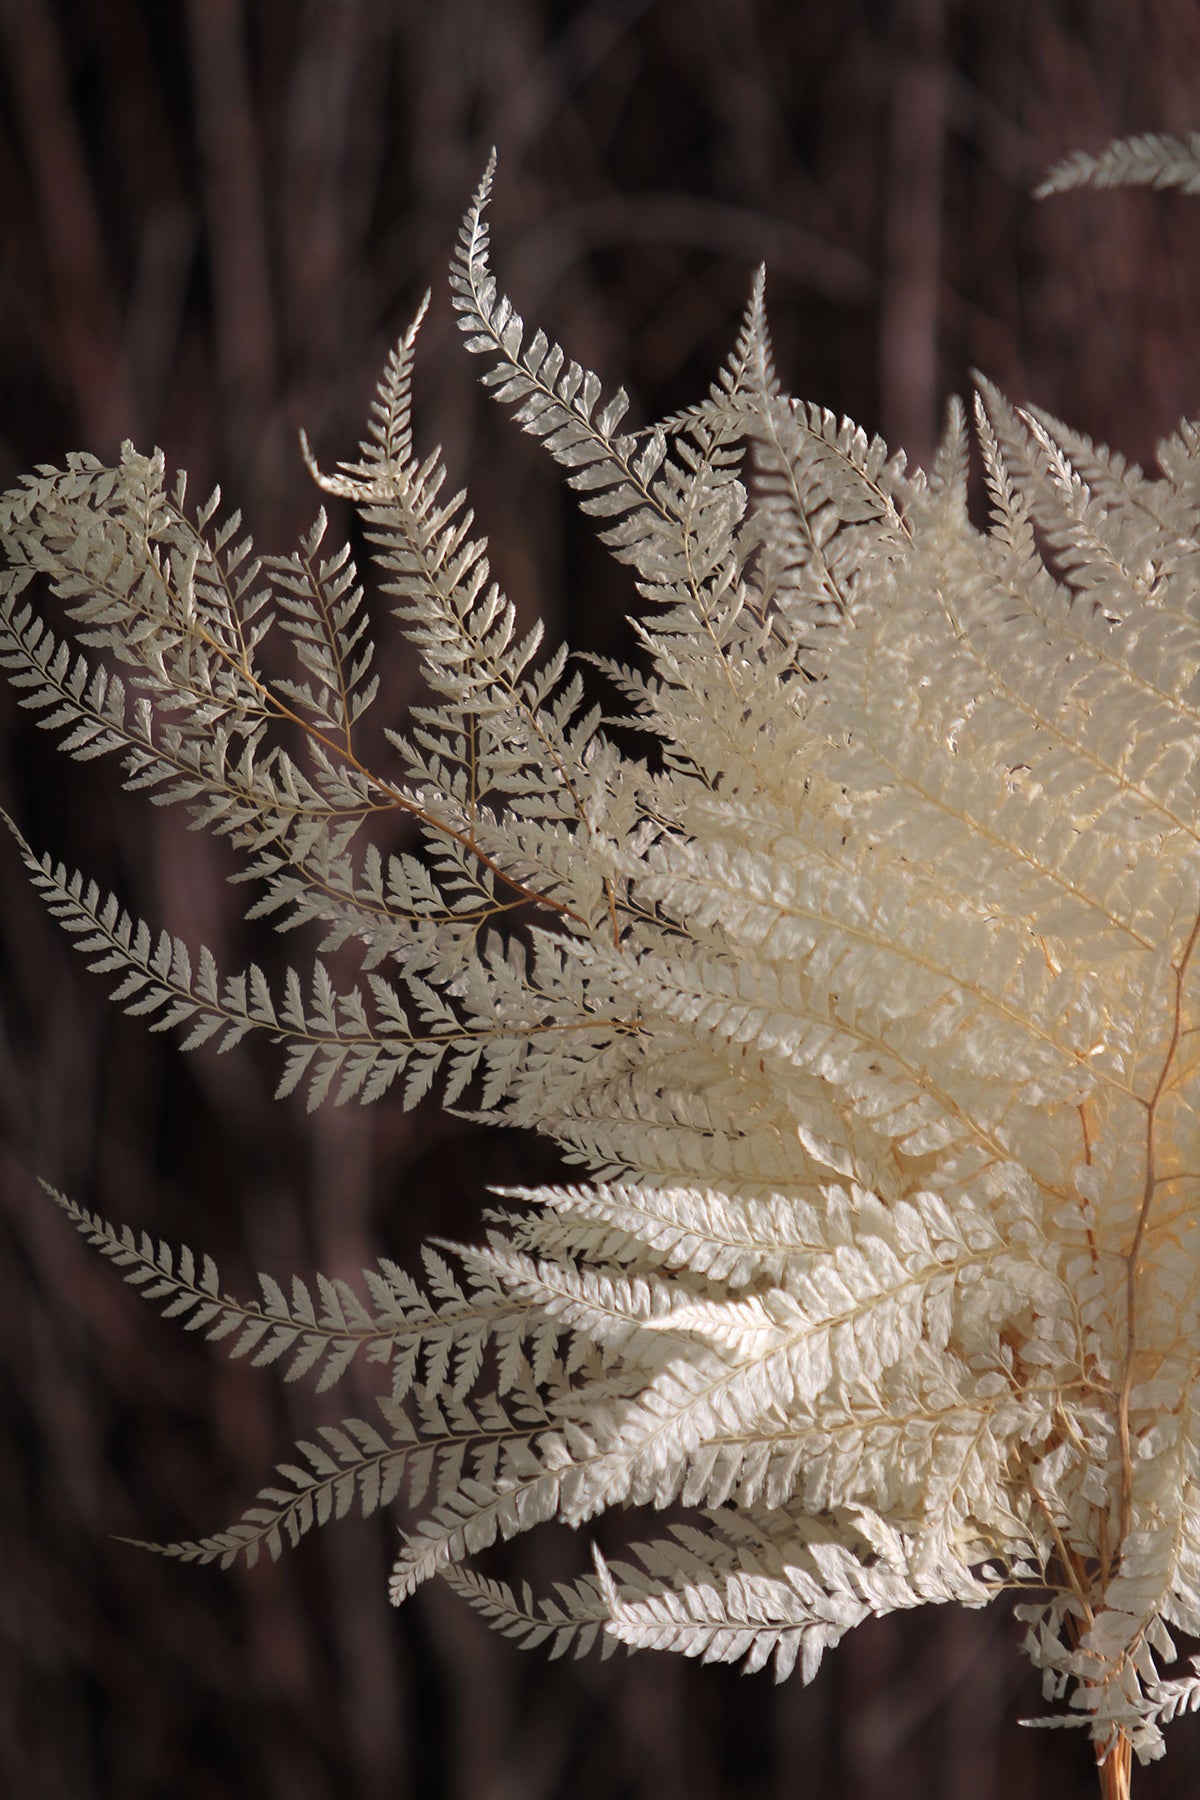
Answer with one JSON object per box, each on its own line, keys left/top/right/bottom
{"left": 1037, "top": 132, "right": 1200, "bottom": 199}
{"left": 6, "top": 832, "right": 410, "bottom": 1106}
{"left": 388, "top": 1466, "right": 565, "bottom": 1601}
{"left": 7, "top": 823, "right": 638, "bottom": 1114}
{"left": 493, "top": 1180, "right": 833, "bottom": 1285}
{"left": 46, "top": 1188, "right": 557, "bottom": 1402}
{"left": 442, "top": 1564, "right": 616, "bottom": 1660}
{"left": 449, "top": 152, "right": 772, "bottom": 755}
{"left": 591, "top": 1544, "right": 840, "bottom": 1683}
{"left": 265, "top": 510, "right": 378, "bottom": 747}
{"left": 745, "top": 386, "right": 912, "bottom": 658}
{"left": 300, "top": 309, "right": 636, "bottom": 944}
{"left": 135, "top": 1403, "right": 418, "bottom": 1568}
{"left": 1145, "top": 1656, "right": 1200, "bottom": 1732}
{"left": 144, "top": 1365, "right": 593, "bottom": 1575}
{"left": 588, "top": 1509, "right": 1000, "bottom": 1685}
{"left": 449, "top": 156, "right": 660, "bottom": 574}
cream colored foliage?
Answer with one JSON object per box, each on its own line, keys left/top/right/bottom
{"left": 7, "top": 138, "right": 1200, "bottom": 1779}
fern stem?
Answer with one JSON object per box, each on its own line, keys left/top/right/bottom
{"left": 1096, "top": 1728, "right": 1133, "bottom": 1800}
{"left": 1117, "top": 903, "right": 1200, "bottom": 1543}
{"left": 180, "top": 589, "right": 593, "bottom": 931}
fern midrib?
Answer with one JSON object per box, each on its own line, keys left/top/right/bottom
{"left": 293, "top": 534, "right": 359, "bottom": 757}
{"left": 1116, "top": 901, "right": 1200, "bottom": 1544}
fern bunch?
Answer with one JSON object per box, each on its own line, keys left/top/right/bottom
{"left": 8, "top": 142, "right": 1200, "bottom": 1792}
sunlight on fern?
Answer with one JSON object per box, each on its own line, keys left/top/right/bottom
{"left": 8, "top": 139, "right": 1200, "bottom": 1798}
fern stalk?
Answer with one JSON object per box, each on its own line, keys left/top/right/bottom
{"left": 1098, "top": 1733, "right": 1133, "bottom": 1800}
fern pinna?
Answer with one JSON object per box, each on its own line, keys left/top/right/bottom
{"left": 7, "top": 141, "right": 1200, "bottom": 1798}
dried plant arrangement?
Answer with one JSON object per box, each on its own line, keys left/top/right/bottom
{"left": 6, "top": 135, "right": 1200, "bottom": 1799}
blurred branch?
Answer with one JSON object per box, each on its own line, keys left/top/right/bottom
{"left": 880, "top": 0, "right": 947, "bottom": 465}
{"left": 0, "top": 0, "right": 135, "bottom": 447}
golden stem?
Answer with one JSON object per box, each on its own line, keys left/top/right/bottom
{"left": 1096, "top": 1728, "right": 1133, "bottom": 1800}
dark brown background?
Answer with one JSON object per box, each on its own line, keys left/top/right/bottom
{"left": 3, "top": 3, "right": 1200, "bottom": 1796}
